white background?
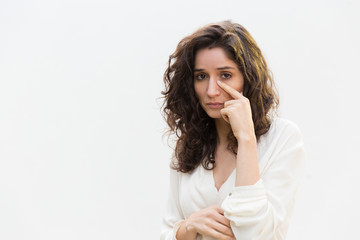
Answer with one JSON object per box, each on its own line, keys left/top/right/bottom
{"left": 1, "top": 0, "right": 359, "bottom": 239}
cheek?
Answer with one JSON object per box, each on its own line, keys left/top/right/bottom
{"left": 193, "top": 85, "right": 200, "bottom": 97}
{"left": 229, "top": 78, "right": 244, "bottom": 92}
{"left": 194, "top": 83, "right": 205, "bottom": 97}
{"left": 221, "top": 90, "right": 233, "bottom": 100}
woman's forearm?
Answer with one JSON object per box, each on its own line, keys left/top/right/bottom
{"left": 235, "top": 135, "right": 260, "bottom": 186}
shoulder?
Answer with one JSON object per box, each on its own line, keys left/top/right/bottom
{"left": 259, "top": 117, "right": 303, "bottom": 147}
{"left": 270, "top": 117, "right": 302, "bottom": 137}
{"left": 168, "top": 161, "right": 203, "bottom": 184}
{"left": 257, "top": 118, "right": 306, "bottom": 174}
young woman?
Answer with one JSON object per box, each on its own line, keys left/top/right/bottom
{"left": 160, "top": 21, "right": 305, "bottom": 240}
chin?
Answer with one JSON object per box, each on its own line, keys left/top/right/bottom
{"left": 204, "top": 109, "right": 222, "bottom": 119}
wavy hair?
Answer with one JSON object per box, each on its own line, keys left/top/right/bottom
{"left": 161, "top": 21, "right": 279, "bottom": 173}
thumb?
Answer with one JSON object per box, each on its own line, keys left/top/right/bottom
{"left": 220, "top": 108, "right": 230, "bottom": 123}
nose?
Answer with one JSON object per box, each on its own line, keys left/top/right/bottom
{"left": 207, "top": 77, "right": 221, "bottom": 97}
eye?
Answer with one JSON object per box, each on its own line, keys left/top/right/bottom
{"left": 221, "top": 73, "right": 232, "bottom": 79}
{"left": 194, "top": 73, "right": 207, "bottom": 80}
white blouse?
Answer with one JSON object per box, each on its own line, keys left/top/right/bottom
{"left": 160, "top": 118, "right": 306, "bottom": 240}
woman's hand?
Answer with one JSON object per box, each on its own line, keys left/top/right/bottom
{"left": 184, "top": 204, "right": 235, "bottom": 240}
{"left": 217, "top": 80, "right": 255, "bottom": 141}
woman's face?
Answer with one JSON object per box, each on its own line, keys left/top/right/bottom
{"left": 193, "top": 47, "right": 244, "bottom": 119}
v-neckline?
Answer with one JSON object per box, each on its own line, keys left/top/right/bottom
{"left": 211, "top": 167, "right": 236, "bottom": 193}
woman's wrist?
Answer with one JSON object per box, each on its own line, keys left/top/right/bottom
{"left": 185, "top": 219, "right": 197, "bottom": 234}
{"left": 176, "top": 219, "right": 197, "bottom": 240}
{"left": 235, "top": 131, "right": 256, "bottom": 144}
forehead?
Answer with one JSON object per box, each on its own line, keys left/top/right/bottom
{"left": 194, "top": 47, "right": 236, "bottom": 68}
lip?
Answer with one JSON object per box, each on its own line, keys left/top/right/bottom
{"left": 207, "top": 102, "right": 224, "bottom": 109}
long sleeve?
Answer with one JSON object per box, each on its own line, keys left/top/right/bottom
{"left": 221, "top": 119, "right": 306, "bottom": 240}
{"left": 160, "top": 168, "right": 185, "bottom": 240}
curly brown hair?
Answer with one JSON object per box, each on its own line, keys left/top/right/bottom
{"left": 161, "top": 20, "right": 279, "bottom": 173}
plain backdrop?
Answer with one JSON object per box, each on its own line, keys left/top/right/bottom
{"left": 1, "top": 0, "right": 359, "bottom": 239}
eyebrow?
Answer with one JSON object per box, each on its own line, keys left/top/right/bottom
{"left": 194, "top": 66, "right": 236, "bottom": 71}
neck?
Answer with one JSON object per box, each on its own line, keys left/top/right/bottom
{"left": 214, "top": 118, "right": 232, "bottom": 148}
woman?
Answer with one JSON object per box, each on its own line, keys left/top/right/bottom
{"left": 160, "top": 21, "right": 305, "bottom": 240}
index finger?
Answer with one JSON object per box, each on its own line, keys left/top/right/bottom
{"left": 217, "top": 80, "right": 242, "bottom": 99}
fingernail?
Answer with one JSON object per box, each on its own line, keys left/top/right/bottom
{"left": 217, "top": 80, "right": 222, "bottom": 84}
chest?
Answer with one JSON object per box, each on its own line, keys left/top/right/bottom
{"left": 212, "top": 149, "right": 237, "bottom": 192}
{"left": 178, "top": 168, "right": 235, "bottom": 218}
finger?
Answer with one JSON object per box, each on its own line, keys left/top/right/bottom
{"left": 213, "top": 221, "right": 235, "bottom": 238}
{"left": 216, "top": 215, "right": 232, "bottom": 228}
{"left": 217, "top": 80, "right": 243, "bottom": 99}
{"left": 224, "top": 99, "right": 239, "bottom": 108}
{"left": 206, "top": 227, "right": 234, "bottom": 240}
{"left": 220, "top": 109, "right": 230, "bottom": 123}
{"left": 212, "top": 206, "right": 231, "bottom": 226}
{"left": 212, "top": 205, "right": 226, "bottom": 217}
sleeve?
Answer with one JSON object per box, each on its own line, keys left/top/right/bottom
{"left": 160, "top": 167, "right": 186, "bottom": 240}
{"left": 221, "top": 121, "right": 306, "bottom": 240}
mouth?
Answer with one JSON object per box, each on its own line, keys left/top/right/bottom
{"left": 206, "top": 102, "right": 224, "bottom": 109}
